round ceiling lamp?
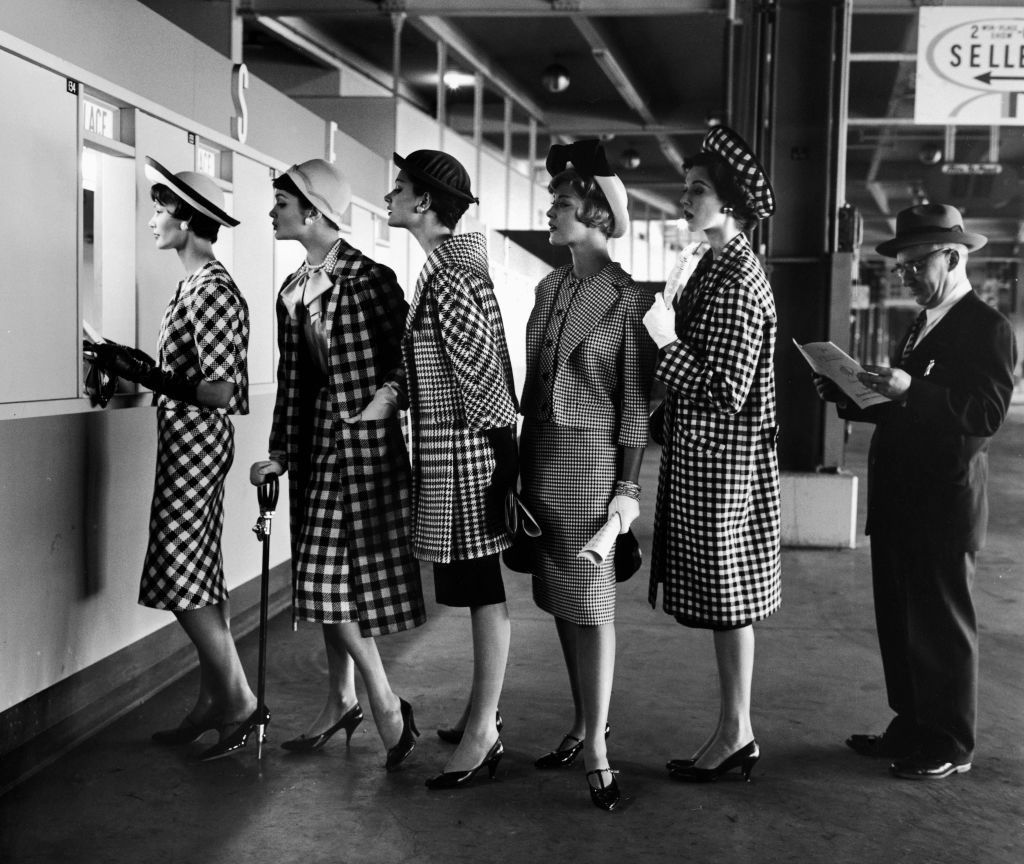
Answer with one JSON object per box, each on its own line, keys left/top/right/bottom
{"left": 542, "top": 63, "right": 570, "bottom": 94}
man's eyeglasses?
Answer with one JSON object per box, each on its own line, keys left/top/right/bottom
{"left": 891, "top": 248, "right": 952, "bottom": 278}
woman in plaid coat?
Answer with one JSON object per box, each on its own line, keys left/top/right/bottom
{"left": 86, "top": 159, "right": 259, "bottom": 761}
{"left": 643, "top": 126, "right": 781, "bottom": 783}
{"left": 386, "top": 150, "right": 518, "bottom": 790}
{"left": 251, "top": 160, "right": 424, "bottom": 770}
{"left": 519, "top": 140, "right": 653, "bottom": 812}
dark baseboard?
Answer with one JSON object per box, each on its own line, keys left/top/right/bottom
{"left": 0, "top": 562, "right": 292, "bottom": 796}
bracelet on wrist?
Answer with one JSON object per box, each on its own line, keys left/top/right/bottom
{"left": 614, "top": 480, "right": 641, "bottom": 501}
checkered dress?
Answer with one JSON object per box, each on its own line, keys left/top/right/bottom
{"left": 269, "top": 240, "right": 425, "bottom": 635}
{"left": 520, "top": 263, "right": 654, "bottom": 625}
{"left": 401, "top": 232, "right": 517, "bottom": 563}
{"left": 648, "top": 233, "right": 782, "bottom": 628}
{"left": 139, "top": 261, "right": 249, "bottom": 610}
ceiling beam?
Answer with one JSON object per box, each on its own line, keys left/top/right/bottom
{"left": 249, "top": 14, "right": 425, "bottom": 105}
{"left": 244, "top": 1, "right": 727, "bottom": 18}
{"left": 570, "top": 16, "right": 686, "bottom": 176}
{"left": 411, "top": 16, "right": 547, "bottom": 120}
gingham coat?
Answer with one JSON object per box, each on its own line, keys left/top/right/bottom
{"left": 401, "top": 232, "right": 517, "bottom": 563}
{"left": 269, "top": 240, "right": 424, "bottom": 635}
{"left": 649, "top": 233, "right": 782, "bottom": 628}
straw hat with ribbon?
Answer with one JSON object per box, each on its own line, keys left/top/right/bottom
{"left": 144, "top": 157, "right": 239, "bottom": 227}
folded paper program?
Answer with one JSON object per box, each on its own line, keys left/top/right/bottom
{"left": 794, "top": 339, "right": 891, "bottom": 410}
{"left": 578, "top": 513, "right": 622, "bottom": 566}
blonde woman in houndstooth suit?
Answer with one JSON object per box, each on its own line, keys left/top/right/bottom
{"left": 519, "top": 140, "right": 655, "bottom": 812}
{"left": 386, "top": 150, "right": 518, "bottom": 790}
{"left": 643, "top": 126, "right": 782, "bottom": 784}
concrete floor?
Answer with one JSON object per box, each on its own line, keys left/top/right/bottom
{"left": 2, "top": 411, "right": 1023, "bottom": 864}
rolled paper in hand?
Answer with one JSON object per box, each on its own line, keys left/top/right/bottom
{"left": 578, "top": 513, "right": 622, "bottom": 565}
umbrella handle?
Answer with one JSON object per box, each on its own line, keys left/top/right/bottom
{"left": 253, "top": 475, "right": 280, "bottom": 542}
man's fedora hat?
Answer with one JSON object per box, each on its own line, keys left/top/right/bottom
{"left": 876, "top": 203, "right": 987, "bottom": 257}
{"left": 546, "top": 138, "right": 630, "bottom": 239}
{"left": 144, "top": 157, "right": 239, "bottom": 227}
{"left": 392, "top": 150, "right": 478, "bottom": 204}
{"left": 283, "top": 159, "right": 352, "bottom": 228}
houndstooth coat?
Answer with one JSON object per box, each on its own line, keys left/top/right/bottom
{"left": 401, "top": 232, "right": 517, "bottom": 563}
{"left": 269, "top": 240, "right": 424, "bottom": 636}
{"left": 649, "top": 233, "right": 781, "bottom": 628}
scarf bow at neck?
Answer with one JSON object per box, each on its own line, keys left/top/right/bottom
{"left": 279, "top": 241, "right": 342, "bottom": 321}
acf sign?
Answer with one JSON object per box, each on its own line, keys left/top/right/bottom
{"left": 916, "top": 7, "right": 1024, "bottom": 125}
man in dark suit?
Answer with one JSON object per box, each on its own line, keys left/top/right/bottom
{"left": 814, "top": 203, "right": 1015, "bottom": 780}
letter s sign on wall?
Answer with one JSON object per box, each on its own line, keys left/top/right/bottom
{"left": 232, "top": 62, "right": 249, "bottom": 143}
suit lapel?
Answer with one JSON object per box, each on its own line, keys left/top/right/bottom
{"left": 557, "top": 274, "right": 620, "bottom": 367}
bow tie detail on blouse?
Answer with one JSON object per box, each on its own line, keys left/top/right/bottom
{"left": 280, "top": 241, "right": 342, "bottom": 321}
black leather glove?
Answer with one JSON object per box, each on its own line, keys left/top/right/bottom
{"left": 88, "top": 341, "right": 202, "bottom": 406}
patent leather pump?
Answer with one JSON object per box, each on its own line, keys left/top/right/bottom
{"left": 534, "top": 723, "right": 610, "bottom": 770}
{"left": 586, "top": 768, "right": 621, "bottom": 811}
{"left": 384, "top": 698, "right": 419, "bottom": 771}
{"left": 668, "top": 740, "right": 760, "bottom": 783}
{"left": 425, "top": 739, "right": 504, "bottom": 790}
{"left": 281, "top": 704, "right": 364, "bottom": 752}
{"left": 437, "top": 710, "right": 503, "bottom": 745}
{"left": 151, "top": 714, "right": 218, "bottom": 746}
{"left": 198, "top": 706, "right": 271, "bottom": 762}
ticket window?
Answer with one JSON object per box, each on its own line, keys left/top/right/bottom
{"left": 80, "top": 94, "right": 136, "bottom": 397}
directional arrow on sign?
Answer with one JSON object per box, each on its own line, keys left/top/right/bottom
{"left": 975, "top": 72, "right": 1024, "bottom": 85}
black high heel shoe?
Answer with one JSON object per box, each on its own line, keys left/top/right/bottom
{"left": 425, "top": 739, "right": 504, "bottom": 790}
{"left": 281, "top": 704, "right": 363, "bottom": 752}
{"left": 534, "top": 723, "right": 611, "bottom": 769}
{"left": 668, "top": 740, "right": 760, "bottom": 783}
{"left": 384, "top": 698, "right": 419, "bottom": 771}
{"left": 198, "top": 706, "right": 271, "bottom": 762}
{"left": 437, "top": 710, "right": 503, "bottom": 745}
{"left": 586, "top": 768, "right": 621, "bottom": 811}
{"left": 151, "top": 713, "right": 218, "bottom": 746}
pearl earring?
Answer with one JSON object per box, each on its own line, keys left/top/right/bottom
{"left": 721, "top": 206, "right": 734, "bottom": 214}
{"left": 303, "top": 216, "right": 314, "bottom": 225}
{"left": 180, "top": 221, "right": 189, "bottom": 231}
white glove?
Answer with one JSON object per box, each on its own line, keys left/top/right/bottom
{"left": 343, "top": 385, "right": 399, "bottom": 423}
{"left": 250, "top": 459, "right": 285, "bottom": 486}
{"left": 643, "top": 292, "right": 678, "bottom": 350}
{"left": 607, "top": 495, "right": 639, "bottom": 534}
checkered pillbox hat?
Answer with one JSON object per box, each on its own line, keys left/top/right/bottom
{"left": 702, "top": 125, "right": 775, "bottom": 219}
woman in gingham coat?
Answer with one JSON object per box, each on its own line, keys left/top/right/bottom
{"left": 250, "top": 160, "right": 424, "bottom": 770}
{"left": 643, "top": 126, "right": 781, "bottom": 783}
{"left": 86, "top": 158, "right": 259, "bottom": 761}
{"left": 385, "top": 150, "right": 518, "bottom": 790}
{"left": 519, "top": 140, "right": 654, "bottom": 811}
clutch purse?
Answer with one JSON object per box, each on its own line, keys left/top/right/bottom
{"left": 648, "top": 402, "right": 665, "bottom": 446}
{"left": 614, "top": 529, "right": 642, "bottom": 583}
{"left": 502, "top": 489, "right": 542, "bottom": 573}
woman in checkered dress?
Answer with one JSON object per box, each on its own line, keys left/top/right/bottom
{"left": 643, "top": 126, "right": 781, "bottom": 783}
{"left": 518, "top": 140, "right": 654, "bottom": 811}
{"left": 386, "top": 150, "right": 518, "bottom": 789}
{"left": 250, "top": 160, "right": 424, "bottom": 769}
{"left": 87, "top": 159, "right": 259, "bottom": 761}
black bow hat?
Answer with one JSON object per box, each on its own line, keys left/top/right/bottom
{"left": 546, "top": 139, "right": 630, "bottom": 239}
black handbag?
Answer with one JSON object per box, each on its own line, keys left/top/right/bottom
{"left": 501, "top": 489, "right": 542, "bottom": 573}
{"left": 614, "top": 529, "right": 642, "bottom": 582}
{"left": 648, "top": 402, "right": 665, "bottom": 446}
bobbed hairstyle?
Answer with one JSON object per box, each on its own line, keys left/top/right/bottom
{"left": 403, "top": 176, "right": 470, "bottom": 231}
{"left": 271, "top": 172, "right": 340, "bottom": 231}
{"left": 548, "top": 168, "right": 616, "bottom": 237}
{"left": 681, "top": 151, "right": 759, "bottom": 232}
{"left": 150, "top": 184, "right": 220, "bottom": 242}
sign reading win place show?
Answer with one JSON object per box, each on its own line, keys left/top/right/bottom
{"left": 916, "top": 6, "right": 1024, "bottom": 125}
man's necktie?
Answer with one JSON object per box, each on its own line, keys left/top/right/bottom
{"left": 901, "top": 310, "right": 927, "bottom": 362}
